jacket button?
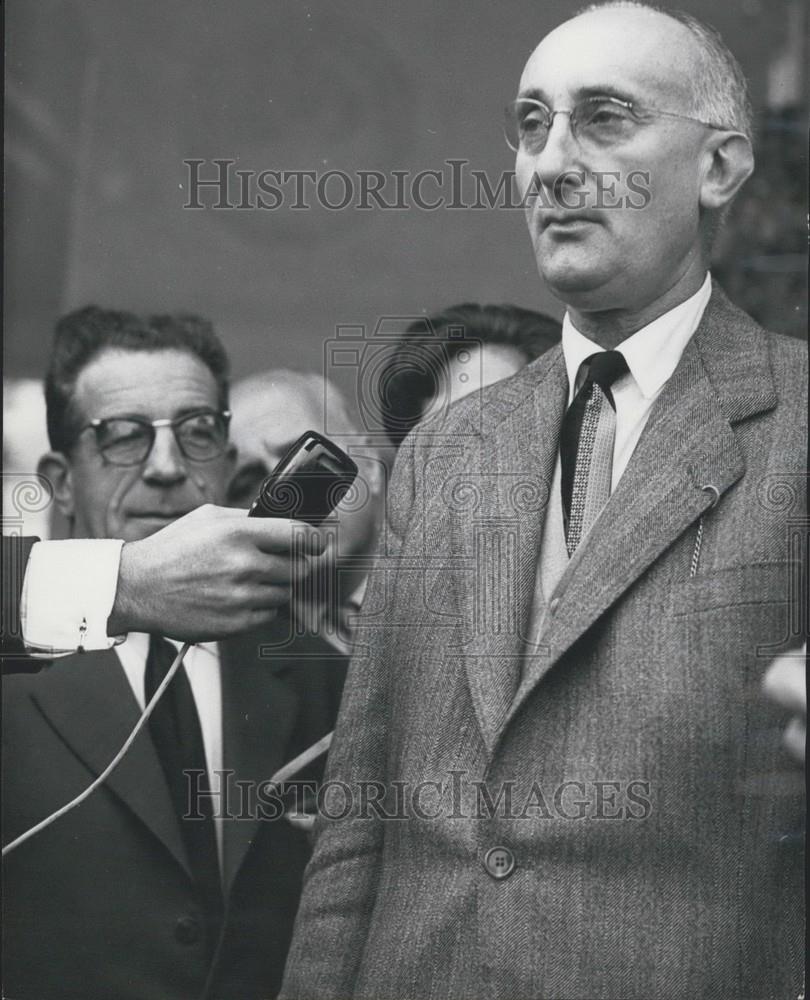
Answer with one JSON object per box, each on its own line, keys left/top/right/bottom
{"left": 175, "top": 915, "right": 202, "bottom": 945}
{"left": 483, "top": 846, "right": 516, "bottom": 880}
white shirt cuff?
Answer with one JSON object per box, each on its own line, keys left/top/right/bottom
{"left": 20, "top": 539, "right": 126, "bottom": 657}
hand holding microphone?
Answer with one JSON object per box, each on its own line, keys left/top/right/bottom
{"left": 108, "top": 432, "right": 357, "bottom": 644}
{"left": 108, "top": 505, "right": 327, "bottom": 643}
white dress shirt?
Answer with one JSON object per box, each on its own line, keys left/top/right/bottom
{"left": 560, "top": 272, "right": 712, "bottom": 490}
{"left": 20, "top": 538, "right": 125, "bottom": 656}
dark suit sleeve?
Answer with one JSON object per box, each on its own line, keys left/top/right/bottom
{"left": 280, "top": 438, "right": 416, "bottom": 999}
{"left": 1, "top": 535, "right": 45, "bottom": 673}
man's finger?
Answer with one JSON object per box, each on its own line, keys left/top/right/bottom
{"left": 246, "top": 520, "right": 326, "bottom": 557}
{"left": 762, "top": 653, "right": 807, "bottom": 715}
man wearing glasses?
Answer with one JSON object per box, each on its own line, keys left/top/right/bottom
{"left": 3, "top": 307, "right": 347, "bottom": 999}
{"left": 281, "top": 4, "right": 805, "bottom": 999}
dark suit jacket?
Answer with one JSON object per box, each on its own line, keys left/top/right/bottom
{"left": 3, "top": 612, "right": 347, "bottom": 999}
{"left": 281, "top": 288, "right": 806, "bottom": 1000}
{"left": 1, "top": 535, "right": 41, "bottom": 671}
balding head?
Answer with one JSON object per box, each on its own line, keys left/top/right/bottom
{"left": 519, "top": 3, "right": 741, "bottom": 132}
{"left": 230, "top": 369, "right": 359, "bottom": 456}
{"left": 575, "top": 2, "right": 752, "bottom": 140}
{"left": 513, "top": 2, "right": 754, "bottom": 332}
{"left": 228, "top": 368, "right": 382, "bottom": 562}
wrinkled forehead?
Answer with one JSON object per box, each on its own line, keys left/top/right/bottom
{"left": 72, "top": 347, "right": 220, "bottom": 418}
{"left": 231, "top": 383, "right": 321, "bottom": 436}
{"left": 518, "top": 7, "right": 698, "bottom": 109}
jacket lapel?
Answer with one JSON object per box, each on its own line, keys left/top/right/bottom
{"left": 30, "top": 648, "right": 189, "bottom": 873}
{"left": 507, "top": 287, "right": 778, "bottom": 723}
{"left": 453, "top": 348, "right": 568, "bottom": 751}
{"left": 33, "top": 634, "right": 304, "bottom": 892}
{"left": 219, "top": 628, "right": 299, "bottom": 893}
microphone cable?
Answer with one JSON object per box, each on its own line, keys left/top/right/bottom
{"left": 2, "top": 645, "right": 335, "bottom": 857}
{"left": 2, "top": 642, "right": 190, "bottom": 857}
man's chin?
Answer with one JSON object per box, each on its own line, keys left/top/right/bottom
{"left": 539, "top": 263, "right": 614, "bottom": 307}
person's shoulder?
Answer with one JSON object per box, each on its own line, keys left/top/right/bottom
{"left": 763, "top": 329, "right": 807, "bottom": 417}
{"left": 388, "top": 344, "right": 562, "bottom": 517}
{"left": 763, "top": 327, "right": 808, "bottom": 370}
{"left": 709, "top": 284, "right": 804, "bottom": 350}
{"left": 403, "top": 342, "right": 564, "bottom": 452}
{"left": 746, "top": 314, "right": 808, "bottom": 399}
{"left": 459, "top": 343, "right": 563, "bottom": 429}
{"left": 702, "top": 285, "right": 806, "bottom": 393}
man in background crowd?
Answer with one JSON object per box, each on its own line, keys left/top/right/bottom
{"left": 3, "top": 306, "right": 346, "bottom": 1000}
{"left": 378, "top": 303, "right": 560, "bottom": 447}
{"left": 227, "top": 369, "right": 384, "bottom": 655}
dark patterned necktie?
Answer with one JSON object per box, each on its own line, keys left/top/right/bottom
{"left": 560, "top": 351, "right": 629, "bottom": 554}
{"left": 145, "top": 635, "right": 223, "bottom": 950}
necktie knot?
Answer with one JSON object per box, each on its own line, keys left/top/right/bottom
{"left": 577, "top": 351, "right": 629, "bottom": 408}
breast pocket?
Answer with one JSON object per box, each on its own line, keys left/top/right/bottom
{"left": 668, "top": 561, "right": 793, "bottom": 617}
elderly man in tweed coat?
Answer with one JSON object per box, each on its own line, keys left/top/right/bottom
{"left": 281, "top": 4, "right": 806, "bottom": 998}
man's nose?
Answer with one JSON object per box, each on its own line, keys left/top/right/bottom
{"left": 141, "top": 426, "right": 187, "bottom": 484}
{"left": 526, "top": 112, "right": 583, "bottom": 198}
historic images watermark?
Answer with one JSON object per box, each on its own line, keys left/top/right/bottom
{"left": 322, "top": 316, "right": 486, "bottom": 444}
{"left": 183, "top": 770, "right": 654, "bottom": 822}
{"left": 755, "top": 472, "right": 809, "bottom": 657}
{"left": 1, "top": 473, "right": 55, "bottom": 650}
{"left": 182, "top": 158, "right": 652, "bottom": 212}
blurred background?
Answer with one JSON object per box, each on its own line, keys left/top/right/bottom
{"left": 4, "top": 0, "right": 807, "bottom": 535}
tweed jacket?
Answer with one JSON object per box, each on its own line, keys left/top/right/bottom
{"left": 280, "top": 287, "right": 806, "bottom": 1000}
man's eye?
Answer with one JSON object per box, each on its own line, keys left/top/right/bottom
{"left": 104, "top": 424, "right": 145, "bottom": 446}
{"left": 520, "top": 112, "right": 547, "bottom": 134}
{"left": 184, "top": 424, "right": 217, "bottom": 442}
{"left": 582, "top": 102, "right": 632, "bottom": 126}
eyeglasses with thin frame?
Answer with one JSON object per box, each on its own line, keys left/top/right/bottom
{"left": 77, "top": 409, "right": 232, "bottom": 466}
{"left": 504, "top": 94, "right": 731, "bottom": 154}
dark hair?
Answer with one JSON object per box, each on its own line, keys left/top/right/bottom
{"left": 44, "top": 305, "right": 230, "bottom": 452}
{"left": 379, "top": 303, "right": 560, "bottom": 445}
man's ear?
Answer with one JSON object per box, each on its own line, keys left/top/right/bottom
{"left": 699, "top": 131, "right": 754, "bottom": 211}
{"left": 37, "top": 452, "right": 75, "bottom": 519}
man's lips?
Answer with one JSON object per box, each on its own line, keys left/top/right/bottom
{"left": 538, "top": 211, "right": 601, "bottom": 232}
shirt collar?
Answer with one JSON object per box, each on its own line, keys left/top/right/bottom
{"left": 561, "top": 273, "right": 712, "bottom": 403}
